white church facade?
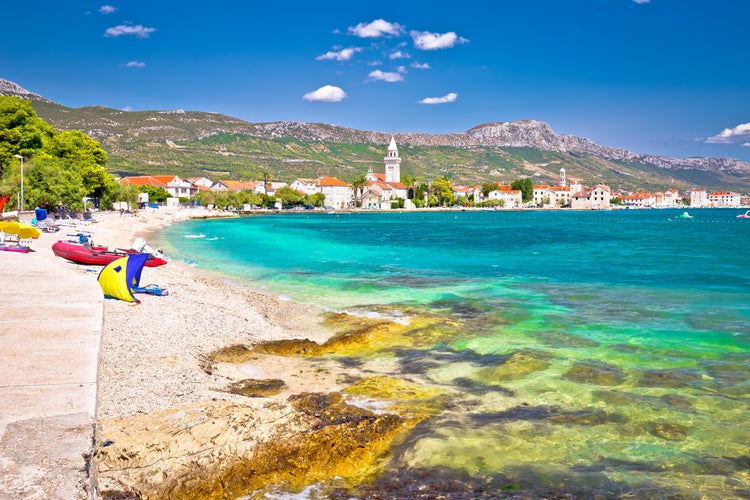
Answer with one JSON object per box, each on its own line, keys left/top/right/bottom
{"left": 362, "top": 137, "right": 410, "bottom": 208}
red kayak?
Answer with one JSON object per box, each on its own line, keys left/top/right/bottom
{"left": 52, "top": 240, "right": 167, "bottom": 267}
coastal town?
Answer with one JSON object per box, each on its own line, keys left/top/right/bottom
{"left": 119, "top": 138, "right": 749, "bottom": 211}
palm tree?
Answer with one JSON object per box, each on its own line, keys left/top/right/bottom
{"left": 262, "top": 171, "right": 272, "bottom": 195}
{"left": 350, "top": 173, "right": 367, "bottom": 208}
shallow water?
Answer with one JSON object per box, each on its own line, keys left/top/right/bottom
{"left": 160, "top": 209, "right": 750, "bottom": 498}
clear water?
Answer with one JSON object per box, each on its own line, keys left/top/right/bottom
{"left": 159, "top": 209, "right": 750, "bottom": 497}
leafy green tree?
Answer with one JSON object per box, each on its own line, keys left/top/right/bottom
{"left": 47, "top": 130, "right": 109, "bottom": 197}
{"left": 274, "top": 186, "right": 304, "bottom": 206}
{"left": 0, "top": 97, "right": 55, "bottom": 175}
{"left": 431, "top": 176, "right": 454, "bottom": 207}
{"left": 0, "top": 96, "right": 118, "bottom": 209}
{"left": 511, "top": 178, "right": 533, "bottom": 203}
{"left": 22, "top": 157, "right": 87, "bottom": 210}
{"left": 309, "top": 192, "right": 326, "bottom": 207}
{"left": 482, "top": 182, "right": 499, "bottom": 197}
{"left": 140, "top": 185, "right": 169, "bottom": 202}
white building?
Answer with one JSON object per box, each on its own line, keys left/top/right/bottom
{"left": 570, "top": 183, "right": 611, "bottom": 209}
{"left": 291, "top": 177, "right": 353, "bottom": 208}
{"left": 709, "top": 191, "right": 742, "bottom": 207}
{"left": 690, "top": 188, "right": 708, "bottom": 208}
{"left": 487, "top": 187, "right": 523, "bottom": 208}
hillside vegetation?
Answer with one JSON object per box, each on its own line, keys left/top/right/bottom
{"left": 26, "top": 99, "right": 750, "bottom": 193}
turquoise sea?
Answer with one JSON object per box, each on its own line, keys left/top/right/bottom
{"left": 159, "top": 209, "right": 750, "bottom": 498}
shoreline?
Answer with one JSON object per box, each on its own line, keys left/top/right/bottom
{"left": 94, "top": 207, "right": 335, "bottom": 420}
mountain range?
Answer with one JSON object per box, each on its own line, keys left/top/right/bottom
{"left": 2, "top": 77, "right": 749, "bottom": 192}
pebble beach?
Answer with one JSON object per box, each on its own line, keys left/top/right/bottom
{"left": 93, "top": 208, "right": 335, "bottom": 418}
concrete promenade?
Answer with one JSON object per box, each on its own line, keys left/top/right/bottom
{"left": 0, "top": 228, "right": 102, "bottom": 499}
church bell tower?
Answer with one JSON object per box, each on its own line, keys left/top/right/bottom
{"left": 384, "top": 136, "right": 401, "bottom": 184}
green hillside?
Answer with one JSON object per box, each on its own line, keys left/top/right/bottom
{"left": 29, "top": 100, "right": 750, "bottom": 192}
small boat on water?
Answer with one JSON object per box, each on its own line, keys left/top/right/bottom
{"left": 52, "top": 240, "right": 167, "bottom": 267}
{"left": 675, "top": 211, "right": 693, "bottom": 219}
{"left": 737, "top": 210, "right": 750, "bottom": 219}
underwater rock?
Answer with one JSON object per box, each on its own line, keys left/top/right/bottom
{"left": 660, "top": 394, "right": 694, "bottom": 410}
{"left": 479, "top": 349, "right": 552, "bottom": 382}
{"left": 638, "top": 368, "right": 700, "bottom": 388}
{"left": 207, "top": 344, "right": 254, "bottom": 363}
{"left": 535, "top": 331, "right": 600, "bottom": 348}
{"left": 563, "top": 361, "right": 627, "bottom": 386}
{"left": 344, "top": 375, "right": 449, "bottom": 419}
{"left": 251, "top": 338, "right": 324, "bottom": 356}
{"left": 647, "top": 421, "right": 690, "bottom": 441}
{"left": 96, "top": 393, "right": 418, "bottom": 499}
{"left": 225, "top": 378, "right": 287, "bottom": 397}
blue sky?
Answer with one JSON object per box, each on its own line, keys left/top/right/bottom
{"left": 2, "top": 0, "right": 749, "bottom": 161}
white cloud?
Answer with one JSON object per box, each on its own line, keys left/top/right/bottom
{"left": 348, "top": 19, "right": 404, "bottom": 38}
{"left": 705, "top": 123, "right": 750, "bottom": 144}
{"left": 124, "top": 61, "right": 146, "bottom": 68}
{"left": 105, "top": 24, "right": 156, "bottom": 38}
{"left": 367, "top": 70, "right": 404, "bottom": 82}
{"left": 411, "top": 62, "right": 431, "bottom": 69}
{"left": 632, "top": 0, "right": 651, "bottom": 4}
{"left": 743, "top": 143, "right": 750, "bottom": 148}
{"left": 99, "top": 4, "right": 117, "bottom": 14}
{"left": 122, "top": 106, "right": 133, "bottom": 111}
{"left": 419, "top": 93, "right": 458, "bottom": 104}
{"left": 316, "top": 47, "right": 362, "bottom": 61}
{"left": 303, "top": 85, "right": 347, "bottom": 102}
{"left": 411, "top": 30, "right": 468, "bottom": 50}
{"left": 389, "top": 50, "right": 410, "bottom": 60}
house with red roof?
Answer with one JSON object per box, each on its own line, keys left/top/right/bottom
{"left": 119, "top": 175, "right": 196, "bottom": 199}
{"left": 709, "top": 191, "right": 741, "bottom": 207}
{"left": 487, "top": 185, "right": 523, "bottom": 208}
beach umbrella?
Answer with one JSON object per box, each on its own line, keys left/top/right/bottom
{"left": 0, "top": 221, "right": 41, "bottom": 239}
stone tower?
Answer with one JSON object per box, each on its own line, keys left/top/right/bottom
{"left": 384, "top": 136, "right": 401, "bottom": 184}
{"left": 559, "top": 167, "right": 566, "bottom": 187}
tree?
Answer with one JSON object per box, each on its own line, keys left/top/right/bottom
{"left": 274, "top": 186, "right": 304, "bottom": 206}
{"left": 0, "top": 96, "right": 117, "bottom": 209}
{"left": 482, "top": 182, "right": 499, "bottom": 197}
{"left": 511, "top": 178, "right": 533, "bottom": 203}
{"left": 349, "top": 173, "right": 367, "bottom": 207}
{"left": 22, "top": 157, "right": 87, "bottom": 210}
{"left": 140, "top": 185, "right": 169, "bottom": 203}
{"left": 47, "top": 130, "right": 109, "bottom": 197}
{"left": 431, "top": 176, "right": 454, "bottom": 207}
{"left": 309, "top": 192, "right": 326, "bottom": 207}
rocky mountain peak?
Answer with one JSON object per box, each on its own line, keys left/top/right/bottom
{"left": 466, "top": 120, "right": 565, "bottom": 151}
{"left": 0, "top": 78, "right": 54, "bottom": 103}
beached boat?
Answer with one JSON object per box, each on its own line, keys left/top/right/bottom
{"left": 0, "top": 244, "right": 29, "bottom": 253}
{"left": 737, "top": 210, "right": 750, "bottom": 219}
{"left": 52, "top": 240, "right": 167, "bottom": 267}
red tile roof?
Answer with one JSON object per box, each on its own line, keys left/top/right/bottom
{"left": 119, "top": 176, "right": 173, "bottom": 187}
{"left": 318, "top": 176, "right": 350, "bottom": 187}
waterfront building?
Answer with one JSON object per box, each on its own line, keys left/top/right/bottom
{"left": 363, "top": 137, "right": 409, "bottom": 208}
{"left": 570, "top": 183, "right": 611, "bottom": 209}
{"left": 709, "top": 191, "right": 742, "bottom": 207}
{"left": 120, "top": 175, "right": 196, "bottom": 199}
{"left": 689, "top": 188, "right": 709, "bottom": 208}
{"left": 487, "top": 186, "right": 523, "bottom": 208}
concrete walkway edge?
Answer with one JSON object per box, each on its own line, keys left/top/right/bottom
{"left": 0, "top": 229, "right": 103, "bottom": 499}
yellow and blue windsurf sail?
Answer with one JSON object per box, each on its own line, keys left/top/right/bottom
{"left": 97, "top": 254, "right": 149, "bottom": 303}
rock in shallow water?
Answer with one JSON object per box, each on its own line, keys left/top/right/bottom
{"left": 96, "top": 392, "right": 420, "bottom": 499}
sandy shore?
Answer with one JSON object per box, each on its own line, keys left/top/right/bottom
{"left": 79, "top": 208, "right": 333, "bottom": 419}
